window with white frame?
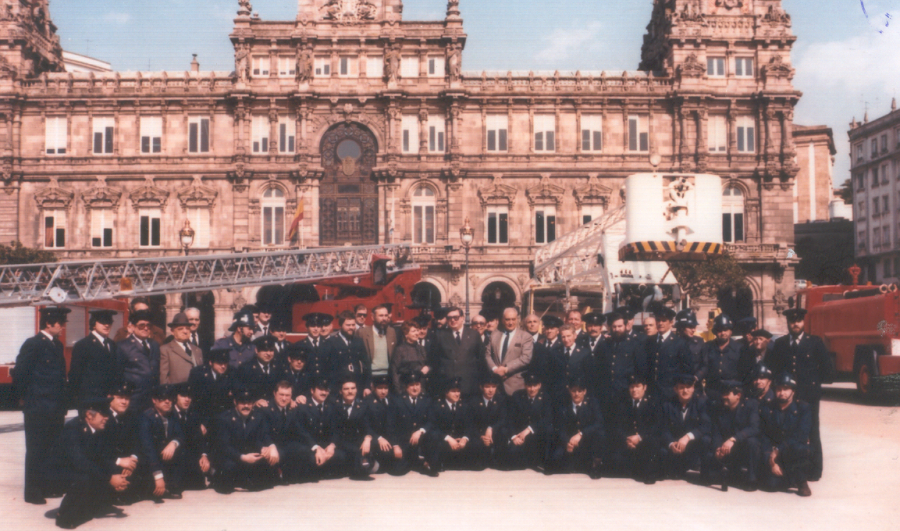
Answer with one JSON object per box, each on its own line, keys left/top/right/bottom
{"left": 535, "top": 206, "right": 557, "bottom": 244}
{"left": 140, "top": 116, "right": 162, "bottom": 154}
{"left": 252, "top": 116, "right": 270, "bottom": 154}
{"left": 366, "top": 56, "right": 384, "bottom": 78}
{"left": 722, "top": 186, "right": 744, "bottom": 243}
{"left": 533, "top": 114, "right": 555, "bottom": 152}
{"left": 708, "top": 115, "right": 727, "bottom": 153}
{"left": 139, "top": 209, "right": 161, "bottom": 248}
{"left": 707, "top": 56, "right": 725, "bottom": 77}
{"left": 400, "top": 56, "right": 419, "bottom": 78}
{"left": 628, "top": 115, "right": 649, "bottom": 152}
{"left": 338, "top": 55, "right": 358, "bottom": 77}
{"left": 401, "top": 115, "right": 418, "bottom": 154}
{"left": 188, "top": 117, "right": 210, "bottom": 153}
{"left": 871, "top": 138, "right": 878, "bottom": 158}
{"left": 427, "top": 56, "right": 445, "bottom": 77}
{"left": 581, "top": 115, "right": 603, "bottom": 152}
{"left": 261, "top": 187, "right": 285, "bottom": 246}
{"left": 252, "top": 56, "right": 270, "bottom": 77}
{"left": 43, "top": 210, "right": 66, "bottom": 248}
{"left": 314, "top": 56, "right": 331, "bottom": 77}
{"left": 92, "top": 117, "right": 114, "bottom": 155}
{"left": 486, "top": 206, "right": 509, "bottom": 245}
{"left": 855, "top": 144, "right": 864, "bottom": 161}
{"left": 427, "top": 116, "right": 445, "bottom": 153}
{"left": 736, "top": 117, "right": 755, "bottom": 153}
{"left": 278, "top": 56, "right": 295, "bottom": 77}
{"left": 186, "top": 207, "right": 210, "bottom": 249}
{"left": 45, "top": 116, "right": 67, "bottom": 155}
{"left": 581, "top": 205, "right": 604, "bottom": 225}
{"left": 411, "top": 185, "right": 436, "bottom": 244}
{"left": 278, "top": 117, "right": 295, "bottom": 154}
{"left": 734, "top": 57, "right": 754, "bottom": 78}
{"left": 90, "top": 209, "right": 114, "bottom": 248}
{"left": 486, "top": 114, "right": 508, "bottom": 152}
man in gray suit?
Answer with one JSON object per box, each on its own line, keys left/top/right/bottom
{"left": 486, "top": 307, "right": 534, "bottom": 396}
{"left": 160, "top": 313, "right": 203, "bottom": 385}
{"left": 357, "top": 304, "right": 398, "bottom": 385}
{"left": 428, "top": 307, "right": 485, "bottom": 398}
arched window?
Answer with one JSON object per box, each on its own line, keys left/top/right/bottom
{"left": 722, "top": 185, "right": 745, "bottom": 243}
{"left": 261, "top": 187, "right": 285, "bottom": 246}
{"left": 411, "top": 184, "right": 436, "bottom": 244}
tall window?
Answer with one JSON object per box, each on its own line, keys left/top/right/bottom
{"left": 188, "top": 117, "right": 210, "bottom": 153}
{"left": 252, "top": 56, "right": 270, "bottom": 77}
{"left": 581, "top": 205, "right": 604, "bottom": 225}
{"left": 186, "top": 208, "right": 210, "bottom": 248}
{"left": 278, "top": 56, "right": 295, "bottom": 77}
{"left": 881, "top": 164, "right": 889, "bottom": 184}
{"left": 139, "top": 209, "right": 161, "bottom": 248}
{"left": 427, "top": 56, "right": 445, "bottom": 77}
{"left": 533, "top": 114, "right": 555, "bottom": 152}
{"left": 314, "top": 56, "right": 331, "bottom": 77}
{"left": 92, "top": 117, "right": 114, "bottom": 155}
{"left": 252, "top": 116, "right": 269, "bottom": 154}
{"left": 45, "top": 116, "right": 67, "bottom": 155}
{"left": 486, "top": 115, "right": 508, "bottom": 152}
{"left": 855, "top": 144, "right": 864, "bottom": 161}
{"left": 428, "top": 117, "right": 445, "bottom": 153}
{"left": 722, "top": 186, "right": 744, "bottom": 243}
{"left": 486, "top": 206, "right": 509, "bottom": 245}
{"left": 736, "top": 117, "right": 755, "bottom": 153}
{"left": 628, "top": 116, "right": 649, "bottom": 152}
{"left": 140, "top": 116, "right": 162, "bottom": 154}
{"left": 44, "top": 210, "right": 66, "bottom": 249}
{"left": 734, "top": 57, "right": 754, "bottom": 78}
{"left": 581, "top": 115, "right": 603, "bottom": 152}
{"left": 278, "top": 117, "right": 295, "bottom": 154}
{"left": 91, "top": 209, "right": 114, "bottom": 248}
{"left": 411, "top": 185, "right": 436, "bottom": 244}
{"left": 872, "top": 168, "right": 879, "bottom": 187}
{"left": 339, "top": 56, "right": 358, "bottom": 77}
{"left": 881, "top": 134, "right": 888, "bottom": 153}
{"left": 401, "top": 115, "right": 418, "bottom": 154}
{"left": 366, "top": 56, "right": 383, "bottom": 78}
{"left": 871, "top": 139, "right": 878, "bottom": 158}
{"left": 707, "top": 57, "right": 725, "bottom": 77}
{"left": 535, "top": 207, "right": 557, "bottom": 244}
{"left": 708, "top": 115, "right": 727, "bottom": 153}
{"left": 400, "top": 56, "right": 419, "bottom": 78}
{"left": 261, "top": 187, "right": 285, "bottom": 246}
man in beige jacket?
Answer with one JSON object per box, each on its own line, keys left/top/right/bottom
{"left": 160, "top": 313, "right": 203, "bottom": 384}
{"left": 485, "top": 307, "right": 534, "bottom": 396}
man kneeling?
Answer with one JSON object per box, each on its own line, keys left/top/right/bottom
{"left": 212, "top": 390, "right": 279, "bottom": 494}
{"left": 706, "top": 380, "right": 762, "bottom": 492}
{"left": 138, "top": 384, "right": 185, "bottom": 501}
{"left": 549, "top": 376, "right": 605, "bottom": 478}
{"left": 427, "top": 377, "right": 475, "bottom": 475}
{"left": 660, "top": 374, "right": 711, "bottom": 482}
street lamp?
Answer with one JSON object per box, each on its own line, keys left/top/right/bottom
{"left": 459, "top": 217, "right": 475, "bottom": 323}
{"left": 179, "top": 219, "right": 195, "bottom": 256}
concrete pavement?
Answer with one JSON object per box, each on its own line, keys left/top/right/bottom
{"left": 1, "top": 383, "right": 897, "bottom": 531}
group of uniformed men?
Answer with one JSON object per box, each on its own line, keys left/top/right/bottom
{"left": 13, "top": 298, "right": 831, "bottom": 529}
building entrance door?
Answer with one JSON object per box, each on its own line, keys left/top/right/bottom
{"left": 319, "top": 123, "right": 379, "bottom": 246}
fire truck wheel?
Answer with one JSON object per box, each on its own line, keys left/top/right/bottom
{"left": 855, "top": 360, "right": 874, "bottom": 398}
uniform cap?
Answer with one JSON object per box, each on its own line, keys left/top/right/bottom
{"left": 151, "top": 384, "right": 176, "bottom": 400}
{"left": 614, "top": 306, "right": 635, "bottom": 320}
{"left": 310, "top": 376, "right": 331, "bottom": 391}
{"left": 109, "top": 380, "right": 135, "bottom": 397}
{"left": 481, "top": 372, "right": 504, "bottom": 386}
{"left": 783, "top": 308, "right": 807, "bottom": 321}
{"left": 442, "top": 376, "right": 463, "bottom": 393}
{"left": 712, "top": 314, "right": 734, "bottom": 332}
{"left": 541, "top": 315, "right": 564, "bottom": 329}
{"left": 207, "top": 346, "right": 230, "bottom": 364}
{"left": 252, "top": 335, "right": 277, "bottom": 351}
{"left": 629, "top": 374, "right": 648, "bottom": 386}
{"left": 39, "top": 306, "right": 72, "bottom": 320}
{"left": 89, "top": 309, "right": 117, "bottom": 324}
{"left": 234, "top": 388, "right": 256, "bottom": 403}
{"left": 583, "top": 312, "right": 606, "bottom": 326}
{"left": 749, "top": 329, "right": 773, "bottom": 339}
{"left": 269, "top": 318, "right": 291, "bottom": 333}
{"left": 315, "top": 313, "right": 334, "bottom": 327}
{"left": 372, "top": 375, "right": 391, "bottom": 387}
{"left": 400, "top": 372, "right": 423, "bottom": 386}
{"left": 567, "top": 375, "right": 588, "bottom": 390}
{"left": 653, "top": 307, "right": 676, "bottom": 321}
{"left": 240, "top": 304, "right": 259, "bottom": 314}
{"left": 773, "top": 373, "right": 797, "bottom": 389}
{"left": 524, "top": 372, "right": 542, "bottom": 385}
{"left": 173, "top": 382, "right": 192, "bottom": 398}
{"left": 286, "top": 343, "right": 309, "bottom": 361}
{"left": 80, "top": 397, "right": 112, "bottom": 417}
{"left": 721, "top": 380, "right": 744, "bottom": 394}
{"left": 673, "top": 373, "right": 696, "bottom": 386}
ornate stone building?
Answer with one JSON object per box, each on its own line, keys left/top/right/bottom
{"left": 0, "top": 0, "right": 802, "bottom": 335}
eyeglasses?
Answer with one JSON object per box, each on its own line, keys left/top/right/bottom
{"left": 356, "top": 313, "right": 367, "bottom": 318}
{"left": 448, "top": 315, "right": 463, "bottom": 321}
{"left": 135, "top": 323, "right": 150, "bottom": 330}
{"left": 471, "top": 321, "right": 486, "bottom": 326}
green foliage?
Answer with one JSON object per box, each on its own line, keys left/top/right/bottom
{"left": 794, "top": 235, "right": 855, "bottom": 286}
{"left": 838, "top": 178, "right": 853, "bottom": 205}
{"left": 668, "top": 254, "right": 748, "bottom": 300}
{"left": 0, "top": 241, "right": 58, "bottom": 266}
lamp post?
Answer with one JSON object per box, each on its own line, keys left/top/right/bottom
{"left": 179, "top": 219, "right": 195, "bottom": 256}
{"left": 459, "top": 217, "right": 475, "bottom": 324}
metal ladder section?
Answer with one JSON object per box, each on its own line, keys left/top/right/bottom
{"left": 532, "top": 206, "right": 625, "bottom": 287}
{"left": 0, "top": 244, "right": 415, "bottom": 307}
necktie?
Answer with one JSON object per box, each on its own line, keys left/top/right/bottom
{"left": 263, "top": 364, "right": 269, "bottom": 375}
{"left": 191, "top": 332, "right": 199, "bottom": 346}
{"left": 451, "top": 403, "right": 456, "bottom": 412}
{"left": 347, "top": 406, "right": 353, "bottom": 418}
{"left": 634, "top": 400, "right": 639, "bottom": 409}
{"left": 501, "top": 332, "right": 510, "bottom": 362}
{"left": 419, "top": 340, "right": 424, "bottom": 347}
{"left": 318, "top": 404, "right": 324, "bottom": 414}
{"left": 455, "top": 331, "right": 461, "bottom": 345}
{"left": 142, "top": 339, "right": 150, "bottom": 357}
{"left": 104, "top": 339, "right": 111, "bottom": 352}
{"left": 262, "top": 326, "right": 268, "bottom": 336}
{"left": 162, "top": 416, "right": 169, "bottom": 434}
{"left": 282, "top": 408, "right": 287, "bottom": 421}
{"left": 411, "top": 398, "right": 416, "bottom": 406}
{"left": 591, "top": 339, "right": 596, "bottom": 351}
{"left": 567, "top": 347, "right": 573, "bottom": 357}
{"left": 184, "top": 343, "right": 195, "bottom": 365}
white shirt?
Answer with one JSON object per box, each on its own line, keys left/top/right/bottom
{"left": 92, "top": 331, "right": 109, "bottom": 344}
{"left": 41, "top": 330, "right": 55, "bottom": 341}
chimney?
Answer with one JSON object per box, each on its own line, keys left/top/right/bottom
{"left": 191, "top": 54, "right": 199, "bottom": 73}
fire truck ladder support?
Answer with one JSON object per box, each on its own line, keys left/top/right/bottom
{"left": 0, "top": 244, "right": 416, "bottom": 307}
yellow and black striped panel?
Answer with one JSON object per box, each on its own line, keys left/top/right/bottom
{"left": 618, "top": 241, "right": 724, "bottom": 261}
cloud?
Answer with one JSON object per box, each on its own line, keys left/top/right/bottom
{"left": 535, "top": 21, "right": 604, "bottom": 64}
{"left": 103, "top": 12, "right": 131, "bottom": 25}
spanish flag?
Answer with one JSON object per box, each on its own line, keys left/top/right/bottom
{"left": 288, "top": 196, "right": 304, "bottom": 241}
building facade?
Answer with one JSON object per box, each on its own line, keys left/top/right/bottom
{"left": 0, "top": 0, "right": 802, "bottom": 335}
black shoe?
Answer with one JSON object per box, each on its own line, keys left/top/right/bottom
{"left": 213, "top": 486, "right": 234, "bottom": 495}
{"left": 643, "top": 478, "right": 657, "bottom": 485}
{"left": 349, "top": 475, "right": 375, "bottom": 481}
{"left": 721, "top": 483, "right": 728, "bottom": 492}
{"left": 161, "top": 491, "right": 182, "bottom": 500}
{"left": 797, "top": 481, "right": 812, "bottom": 497}
{"left": 55, "top": 519, "right": 79, "bottom": 530}
{"left": 421, "top": 463, "right": 439, "bottom": 478}
{"left": 25, "top": 495, "right": 47, "bottom": 505}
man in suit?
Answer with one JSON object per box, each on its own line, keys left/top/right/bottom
{"left": 117, "top": 309, "right": 160, "bottom": 413}
{"left": 674, "top": 309, "right": 704, "bottom": 380}
{"left": 467, "top": 373, "right": 508, "bottom": 470}
{"left": 470, "top": 314, "right": 490, "bottom": 348}
{"left": 427, "top": 377, "right": 475, "bottom": 474}
{"left": 321, "top": 311, "right": 372, "bottom": 396}
{"left": 69, "top": 309, "right": 123, "bottom": 405}
{"left": 251, "top": 301, "right": 274, "bottom": 340}
{"left": 365, "top": 375, "right": 400, "bottom": 475}
{"left": 293, "top": 377, "right": 346, "bottom": 480}
{"left": 234, "top": 335, "right": 280, "bottom": 405}
{"left": 212, "top": 389, "right": 279, "bottom": 494}
{"left": 261, "top": 381, "right": 305, "bottom": 484}
{"left": 506, "top": 372, "right": 553, "bottom": 471}
{"left": 647, "top": 307, "right": 694, "bottom": 402}
{"left": 523, "top": 313, "right": 542, "bottom": 343}
{"left": 760, "top": 373, "right": 814, "bottom": 496}
{"left": 138, "top": 384, "right": 185, "bottom": 500}
{"left": 269, "top": 318, "right": 293, "bottom": 369}
{"left": 171, "top": 383, "right": 210, "bottom": 490}
{"left": 160, "top": 313, "right": 203, "bottom": 385}
{"left": 611, "top": 374, "right": 660, "bottom": 484}
{"left": 486, "top": 307, "right": 534, "bottom": 396}
{"left": 549, "top": 375, "right": 605, "bottom": 479}
{"left": 392, "top": 372, "right": 436, "bottom": 476}
{"left": 535, "top": 315, "right": 566, "bottom": 414}
{"left": 706, "top": 380, "right": 762, "bottom": 492}
{"left": 332, "top": 376, "right": 375, "bottom": 480}
{"left": 113, "top": 297, "right": 165, "bottom": 345}
{"left": 13, "top": 306, "right": 71, "bottom": 504}
{"left": 358, "top": 303, "right": 398, "bottom": 388}
{"left": 552, "top": 325, "right": 591, "bottom": 413}
{"left": 767, "top": 308, "right": 831, "bottom": 481}
{"left": 566, "top": 309, "right": 587, "bottom": 345}
{"left": 212, "top": 310, "right": 257, "bottom": 369}
{"left": 660, "top": 374, "right": 712, "bottom": 481}
{"left": 188, "top": 347, "right": 235, "bottom": 430}
{"left": 184, "top": 307, "right": 210, "bottom": 357}
{"left": 429, "top": 307, "right": 485, "bottom": 399}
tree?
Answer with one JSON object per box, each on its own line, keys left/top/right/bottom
{"left": 0, "top": 241, "right": 58, "bottom": 266}
{"left": 668, "top": 254, "right": 748, "bottom": 301}
{"left": 838, "top": 178, "right": 853, "bottom": 204}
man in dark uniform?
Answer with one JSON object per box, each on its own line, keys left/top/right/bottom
{"left": 467, "top": 373, "right": 509, "bottom": 471}
{"left": 551, "top": 325, "right": 591, "bottom": 418}
{"left": 365, "top": 375, "right": 400, "bottom": 475}
{"left": 293, "top": 377, "right": 347, "bottom": 480}
{"left": 549, "top": 375, "right": 605, "bottom": 479}
{"left": 615, "top": 307, "right": 641, "bottom": 341}
{"left": 171, "top": 383, "right": 210, "bottom": 490}
{"left": 188, "top": 346, "right": 235, "bottom": 430}
{"left": 647, "top": 307, "right": 693, "bottom": 402}
{"left": 103, "top": 381, "right": 141, "bottom": 504}
{"left": 427, "top": 377, "right": 475, "bottom": 474}
{"left": 760, "top": 373, "right": 814, "bottom": 496}
{"left": 332, "top": 376, "right": 375, "bottom": 480}
{"left": 506, "top": 372, "right": 553, "bottom": 471}
{"left": 428, "top": 307, "right": 485, "bottom": 400}
{"left": 69, "top": 309, "right": 123, "bottom": 404}
{"left": 533, "top": 315, "right": 564, "bottom": 410}
{"left": 767, "top": 308, "right": 831, "bottom": 481}
{"left": 321, "top": 311, "right": 372, "bottom": 396}
{"left": 392, "top": 372, "right": 435, "bottom": 476}
{"left": 739, "top": 329, "right": 774, "bottom": 383}
{"left": 212, "top": 310, "right": 256, "bottom": 369}
{"left": 138, "top": 384, "right": 184, "bottom": 500}
{"left": 234, "top": 335, "right": 280, "bottom": 405}
{"left": 281, "top": 344, "right": 311, "bottom": 404}
{"left": 565, "top": 309, "right": 587, "bottom": 345}
{"left": 297, "top": 313, "right": 326, "bottom": 377}
{"left": 52, "top": 398, "right": 131, "bottom": 530}
{"left": 750, "top": 364, "right": 775, "bottom": 404}
{"left": 269, "top": 318, "right": 293, "bottom": 369}
{"left": 674, "top": 309, "right": 704, "bottom": 380}
{"left": 13, "top": 306, "right": 71, "bottom": 504}
{"left": 591, "top": 312, "right": 643, "bottom": 421}
{"left": 212, "top": 389, "right": 278, "bottom": 494}
{"left": 116, "top": 309, "right": 160, "bottom": 413}
{"left": 698, "top": 314, "right": 745, "bottom": 399}
{"left": 706, "top": 380, "right": 762, "bottom": 491}
{"left": 611, "top": 374, "right": 660, "bottom": 484}
{"left": 261, "top": 380, "right": 305, "bottom": 484}
{"left": 579, "top": 312, "right": 606, "bottom": 354}
{"left": 660, "top": 374, "right": 712, "bottom": 481}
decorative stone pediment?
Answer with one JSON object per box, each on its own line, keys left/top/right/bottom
{"left": 573, "top": 175, "right": 612, "bottom": 207}
{"left": 81, "top": 181, "right": 123, "bottom": 210}
{"left": 129, "top": 182, "right": 170, "bottom": 210}
{"left": 526, "top": 174, "right": 565, "bottom": 206}
{"left": 177, "top": 178, "right": 218, "bottom": 209}
{"left": 478, "top": 174, "right": 518, "bottom": 207}
{"left": 34, "top": 179, "right": 74, "bottom": 209}
{"left": 677, "top": 53, "right": 706, "bottom": 79}
{"left": 321, "top": 0, "right": 379, "bottom": 24}
{"left": 762, "top": 56, "right": 794, "bottom": 81}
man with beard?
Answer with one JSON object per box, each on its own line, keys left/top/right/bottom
{"left": 358, "top": 304, "right": 398, "bottom": 387}
{"left": 591, "top": 312, "right": 643, "bottom": 420}
{"left": 760, "top": 374, "right": 813, "bottom": 496}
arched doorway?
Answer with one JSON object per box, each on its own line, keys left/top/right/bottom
{"left": 411, "top": 281, "right": 442, "bottom": 309}
{"left": 319, "top": 123, "right": 379, "bottom": 246}
{"left": 481, "top": 281, "right": 517, "bottom": 316}
{"left": 717, "top": 285, "right": 754, "bottom": 323}
{"left": 181, "top": 291, "right": 215, "bottom": 345}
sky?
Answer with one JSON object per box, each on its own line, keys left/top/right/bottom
{"left": 48, "top": 0, "right": 900, "bottom": 187}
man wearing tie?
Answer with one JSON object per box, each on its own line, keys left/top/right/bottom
{"left": 549, "top": 375, "right": 605, "bottom": 479}
{"left": 211, "top": 389, "right": 279, "bottom": 494}
{"left": 234, "top": 336, "right": 281, "bottom": 405}
{"left": 117, "top": 309, "right": 160, "bottom": 413}
{"left": 160, "top": 313, "right": 204, "bottom": 385}
{"left": 299, "top": 313, "right": 330, "bottom": 378}
{"left": 429, "top": 307, "right": 485, "bottom": 400}
{"left": 485, "top": 307, "right": 534, "bottom": 397}
{"left": 251, "top": 301, "right": 274, "bottom": 340}
{"left": 184, "top": 307, "right": 209, "bottom": 357}
{"left": 470, "top": 314, "right": 490, "bottom": 348}
{"left": 611, "top": 374, "right": 660, "bottom": 484}
{"left": 138, "top": 384, "right": 184, "bottom": 500}
{"left": 69, "top": 309, "right": 124, "bottom": 404}
{"left": 269, "top": 318, "right": 292, "bottom": 369}
{"left": 580, "top": 312, "right": 606, "bottom": 354}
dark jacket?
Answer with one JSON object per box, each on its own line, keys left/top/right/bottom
{"left": 321, "top": 333, "right": 372, "bottom": 392}
{"left": 556, "top": 396, "right": 605, "bottom": 446}
{"left": 391, "top": 340, "right": 428, "bottom": 395}
{"left": 429, "top": 399, "right": 471, "bottom": 441}
{"left": 428, "top": 327, "right": 485, "bottom": 396}
{"left": 104, "top": 409, "right": 140, "bottom": 458}
{"left": 213, "top": 409, "right": 273, "bottom": 464}
{"left": 767, "top": 334, "right": 833, "bottom": 398}
{"left": 710, "top": 398, "right": 760, "bottom": 448}
{"left": 117, "top": 334, "right": 161, "bottom": 408}
{"left": 13, "top": 332, "right": 67, "bottom": 415}
{"left": 333, "top": 399, "right": 374, "bottom": 448}
{"left": 68, "top": 333, "right": 123, "bottom": 404}
{"left": 759, "top": 399, "right": 812, "bottom": 454}
{"left": 173, "top": 405, "right": 208, "bottom": 457}
{"left": 467, "top": 394, "right": 508, "bottom": 441}
{"left": 261, "top": 403, "right": 298, "bottom": 449}
{"left": 660, "top": 395, "right": 712, "bottom": 446}
{"left": 647, "top": 332, "right": 693, "bottom": 397}
{"left": 234, "top": 359, "right": 279, "bottom": 400}
{"left": 591, "top": 336, "right": 644, "bottom": 403}
{"left": 138, "top": 408, "right": 184, "bottom": 477}
{"left": 293, "top": 399, "right": 339, "bottom": 450}
{"left": 52, "top": 417, "right": 118, "bottom": 485}
{"left": 212, "top": 335, "right": 256, "bottom": 369}
{"left": 392, "top": 394, "right": 434, "bottom": 445}
{"left": 279, "top": 366, "right": 312, "bottom": 401}
{"left": 699, "top": 339, "right": 745, "bottom": 394}
{"left": 614, "top": 395, "right": 660, "bottom": 444}
{"left": 508, "top": 390, "right": 553, "bottom": 439}
{"left": 188, "top": 365, "right": 235, "bottom": 427}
